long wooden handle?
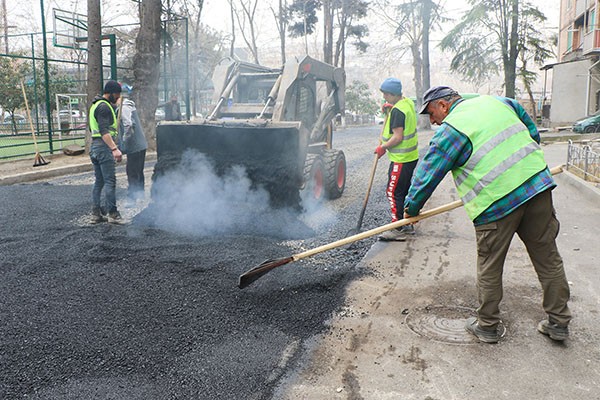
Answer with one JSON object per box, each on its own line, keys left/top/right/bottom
{"left": 355, "top": 154, "right": 380, "bottom": 229}
{"left": 20, "top": 80, "right": 39, "bottom": 151}
{"left": 292, "top": 164, "right": 564, "bottom": 263}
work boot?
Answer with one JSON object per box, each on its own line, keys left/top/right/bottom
{"left": 90, "top": 207, "right": 107, "bottom": 224}
{"left": 537, "top": 319, "right": 569, "bottom": 341}
{"left": 465, "top": 317, "right": 502, "bottom": 344}
{"left": 401, "top": 225, "right": 416, "bottom": 236}
{"left": 378, "top": 228, "right": 407, "bottom": 241}
{"left": 107, "top": 211, "right": 128, "bottom": 225}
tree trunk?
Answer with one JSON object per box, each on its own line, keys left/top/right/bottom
{"left": 419, "top": 0, "right": 432, "bottom": 130}
{"left": 279, "top": 0, "right": 286, "bottom": 65}
{"left": 410, "top": 42, "right": 423, "bottom": 103}
{"left": 132, "top": 0, "right": 162, "bottom": 151}
{"left": 323, "top": 0, "right": 333, "bottom": 64}
{"left": 229, "top": 1, "right": 235, "bottom": 57}
{"left": 505, "top": 0, "right": 519, "bottom": 98}
{"left": 86, "top": 0, "right": 102, "bottom": 152}
{"left": 190, "top": 1, "right": 205, "bottom": 117}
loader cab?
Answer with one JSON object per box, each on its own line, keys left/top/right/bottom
{"left": 284, "top": 81, "right": 317, "bottom": 132}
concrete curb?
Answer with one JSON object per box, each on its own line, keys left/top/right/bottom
{"left": 0, "top": 164, "right": 93, "bottom": 185}
{"left": 0, "top": 152, "right": 157, "bottom": 186}
{"left": 555, "top": 169, "right": 600, "bottom": 203}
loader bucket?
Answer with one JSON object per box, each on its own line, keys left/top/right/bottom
{"left": 153, "top": 121, "right": 307, "bottom": 209}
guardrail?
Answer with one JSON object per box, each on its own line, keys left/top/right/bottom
{"left": 566, "top": 139, "right": 600, "bottom": 184}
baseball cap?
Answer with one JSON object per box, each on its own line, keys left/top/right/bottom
{"left": 419, "top": 86, "right": 458, "bottom": 114}
{"left": 120, "top": 83, "right": 133, "bottom": 94}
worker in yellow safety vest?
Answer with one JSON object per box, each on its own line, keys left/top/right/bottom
{"left": 88, "top": 80, "right": 127, "bottom": 225}
{"left": 374, "top": 77, "right": 419, "bottom": 241}
{"left": 405, "top": 85, "right": 571, "bottom": 344}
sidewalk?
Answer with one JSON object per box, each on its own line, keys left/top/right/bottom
{"left": 0, "top": 151, "right": 157, "bottom": 186}
{"left": 278, "top": 139, "right": 600, "bottom": 400}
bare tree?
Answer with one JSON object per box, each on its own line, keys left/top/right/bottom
{"left": 371, "top": 0, "right": 445, "bottom": 128}
{"left": 229, "top": 1, "right": 236, "bottom": 57}
{"left": 270, "top": 0, "right": 288, "bottom": 65}
{"left": 287, "top": 0, "right": 368, "bottom": 67}
{"left": 86, "top": 0, "right": 102, "bottom": 151}
{"left": 182, "top": 0, "right": 205, "bottom": 116}
{"left": 132, "top": 0, "right": 162, "bottom": 150}
{"left": 228, "top": 0, "right": 260, "bottom": 64}
{"left": 332, "top": 0, "right": 369, "bottom": 69}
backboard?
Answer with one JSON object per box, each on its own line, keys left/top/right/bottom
{"left": 52, "top": 8, "right": 88, "bottom": 50}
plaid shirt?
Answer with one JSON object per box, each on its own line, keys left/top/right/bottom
{"left": 404, "top": 96, "right": 556, "bottom": 225}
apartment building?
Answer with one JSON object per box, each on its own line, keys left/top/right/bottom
{"left": 547, "top": 0, "right": 600, "bottom": 125}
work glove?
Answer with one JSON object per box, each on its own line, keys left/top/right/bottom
{"left": 374, "top": 145, "right": 387, "bottom": 159}
{"left": 381, "top": 102, "right": 394, "bottom": 114}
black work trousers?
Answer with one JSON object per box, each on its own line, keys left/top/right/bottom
{"left": 126, "top": 149, "right": 146, "bottom": 199}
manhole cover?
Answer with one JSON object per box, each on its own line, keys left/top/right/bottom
{"left": 405, "top": 305, "right": 506, "bottom": 345}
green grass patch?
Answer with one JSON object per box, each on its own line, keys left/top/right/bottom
{"left": 0, "top": 134, "right": 85, "bottom": 160}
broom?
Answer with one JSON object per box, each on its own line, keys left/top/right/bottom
{"left": 20, "top": 80, "right": 50, "bottom": 167}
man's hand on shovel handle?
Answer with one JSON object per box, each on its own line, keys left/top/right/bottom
{"left": 403, "top": 208, "right": 417, "bottom": 224}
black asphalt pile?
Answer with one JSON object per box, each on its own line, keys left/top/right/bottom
{"left": 0, "top": 172, "right": 382, "bottom": 399}
{"left": 155, "top": 123, "right": 305, "bottom": 209}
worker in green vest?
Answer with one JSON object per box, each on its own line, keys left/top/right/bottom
{"left": 375, "top": 77, "right": 419, "bottom": 241}
{"left": 405, "top": 85, "right": 571, "bottom": 344}
{"left": 88, "top": 80, "right": 127, "bottom": 224}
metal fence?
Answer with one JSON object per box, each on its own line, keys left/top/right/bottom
{"left": 0, "top": 115, "right": 86, "bottom": 161}
{"left": 566, "top": 139, "right": 600, "bottom": 185}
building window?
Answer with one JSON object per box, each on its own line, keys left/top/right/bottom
{"left": 590, "top": 9, "right": 596, "bottom": 34}
{"left": 567, "top": 30, "right": 573, "bottom": 51}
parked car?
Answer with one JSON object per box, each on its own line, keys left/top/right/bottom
{"left": 572, "top": 111, "right": 600, "bottom": 133}
{"left": 3, "top": 114, "right": 26, "bottom": 123}
{"left": 58, "top": 110, "right": 84, "bottom": 119}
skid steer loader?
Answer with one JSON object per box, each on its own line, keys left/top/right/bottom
{"left": 152, "top": 55, "right": 347, "bottom": 209}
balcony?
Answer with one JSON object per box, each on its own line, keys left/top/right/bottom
{"left": 583, "top": 29, "right": 600, "bottom": 54}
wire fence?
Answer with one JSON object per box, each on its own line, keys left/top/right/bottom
{"left": 566, "top": 139, "right": 600, "bottom": 186}
{"left": 0, "top": 119, "right": 86, "bottom": 161}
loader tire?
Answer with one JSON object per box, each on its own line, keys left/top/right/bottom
{"left": 323, "top": 149, "right": 346, "bottom": 199}
{"left": 301, "top": 154, "right": 326, "bottom": 204}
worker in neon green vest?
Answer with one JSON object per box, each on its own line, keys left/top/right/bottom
{"left": 405, "top": 85, "right": 571, "bottom": 344}
{"left": 88, "top": 80, "right": 127, "bottom": 225}
{"left": 374, "top": 77, "right": 419, "bottom": 241}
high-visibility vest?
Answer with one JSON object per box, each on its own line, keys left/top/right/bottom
{"left": 89, "top": 98, "right": 117, "bottom": 138}
{"left": 381, "top": 97, "right": 418, "bottom": 163}
{"left": 444, "top": 95, "right": 548, "bottom": 220}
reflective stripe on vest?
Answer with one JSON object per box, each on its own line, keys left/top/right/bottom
{"left": 89, "top": 99, "right": 117, "bottom": 138}
{"left": 445, "top": 95, "right": 547, "bottom": 220}
{"left": 381, "top": 97, "right": 419, "bottom": 163}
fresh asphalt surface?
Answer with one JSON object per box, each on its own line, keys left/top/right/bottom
{"left": 0, "top": 125, "right": 391, "bottom": 399}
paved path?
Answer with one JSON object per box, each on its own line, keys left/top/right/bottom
{"left": 276, "top": 135, "right": 600, "bottom": 400}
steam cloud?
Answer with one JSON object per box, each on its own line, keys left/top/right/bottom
{"left": 139, "top": 150, "right": 335, "bottom": 239}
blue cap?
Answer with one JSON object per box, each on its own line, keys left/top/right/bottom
{"left": 120, "top": 83, "right": 133, "bottom": 94}
{"left": 380, "top": 77, "right": 403, "bottom": 96}
{"left": 419, "top": 85, "right": 459, "bottom": 114}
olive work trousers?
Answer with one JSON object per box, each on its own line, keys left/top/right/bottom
{"left": 473, "top": 189, "right": 572, "bottom": 329}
